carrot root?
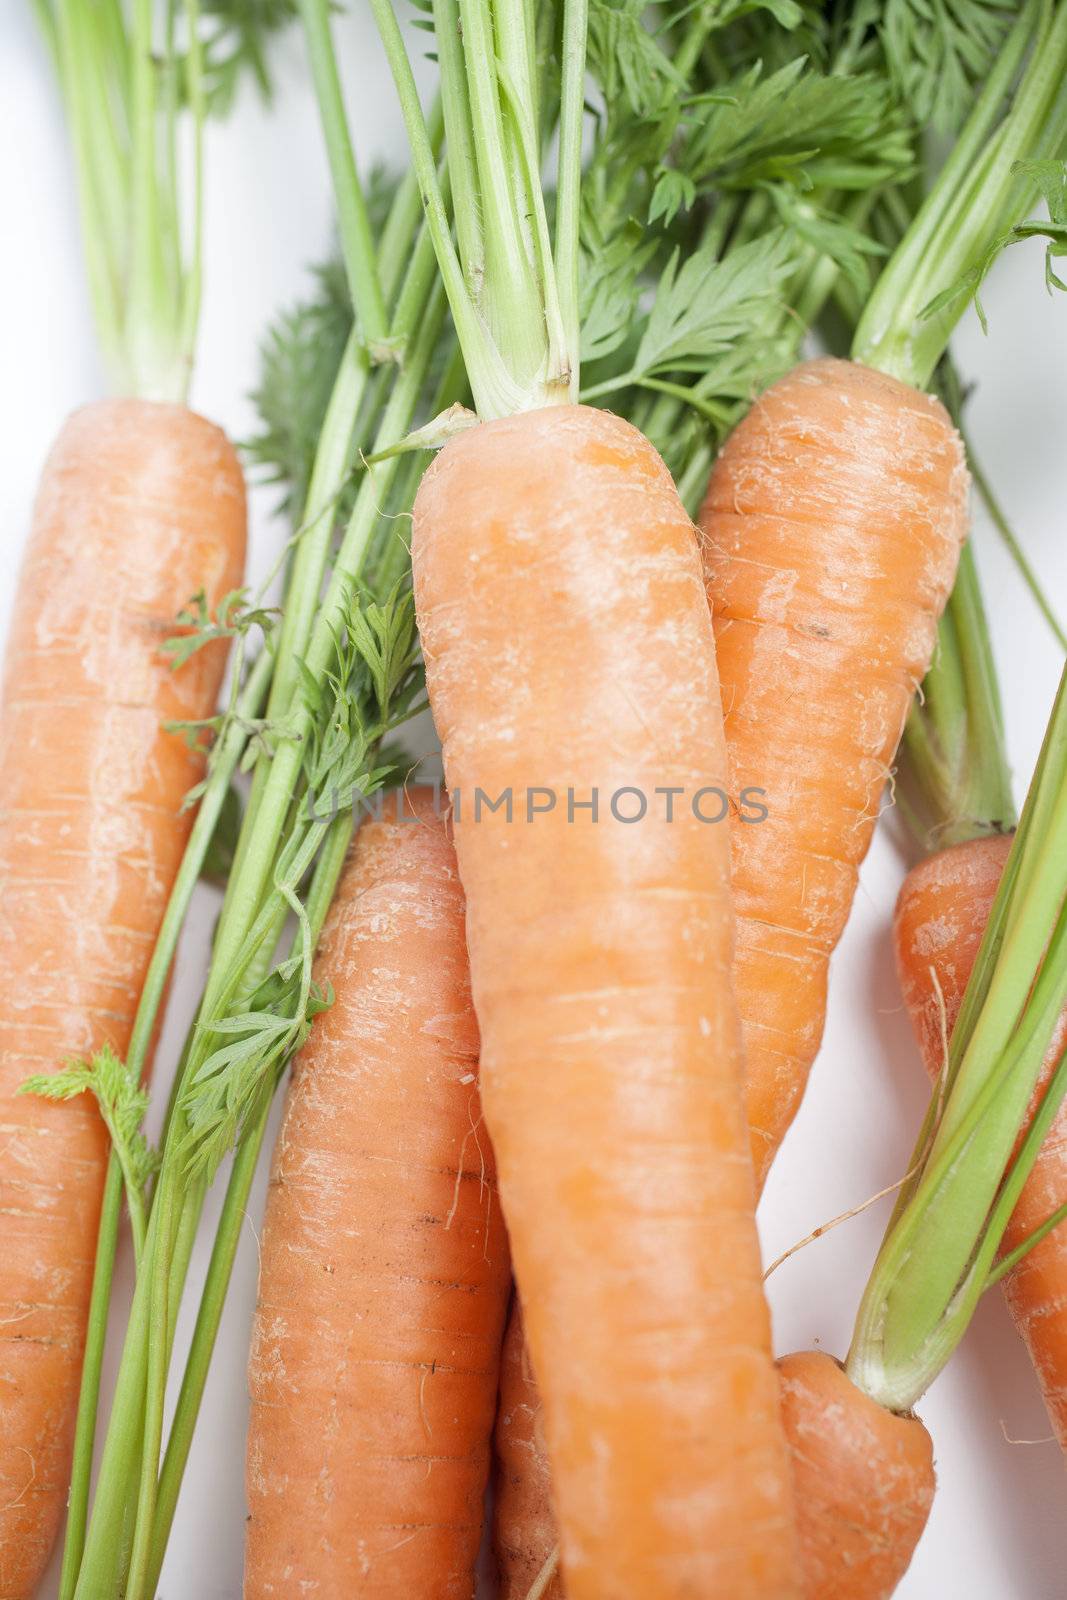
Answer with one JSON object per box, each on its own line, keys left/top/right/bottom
{"left": 0, "top": 398, "right": 245, "bottom": 1596}
{"left": 244, "top": 789, "right": 511, "bottom": 1599}
{"left": 415, "top": 404, "right": 799, "bottom": 1599}
{"left": 700, "top": 357, "right": 968, "bottom": 1185}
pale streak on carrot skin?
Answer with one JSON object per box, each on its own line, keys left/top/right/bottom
{"left": 778, "top": 1351, "right": 934, "bottom": 1600}
{"left": 415, "top": 405, "right": 800, "bottom": 1600}
{"left": 894, "top": 833, "right": 1067, "bottom": 1448}
{"left": 0, "top": 399, "right": 245, "bottom": 1598}
{"left": 700, "top": 356, "right": 969, "bottom": 1186}
{"left": 244, "top": 789, "right": 511, "bottom": 1600}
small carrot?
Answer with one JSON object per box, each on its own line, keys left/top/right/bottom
{"left": 414, "top": 405, "right": 799, "bottom": 1599}
{"left": 493, "top": 1299, "right": 562, "bottom": 1600}
{"left": 778, "top": 1351, "right": 935, "bottom": 1600}
{"left": 244, "top": 789, "right": 511, "bottom": 1598}
{"left": 0, "top": 399, "right": 245, "bottom": 1596}
{"left": 699, "top": 355, "right": 968, "bottom": 1185}
{"left": 894, "top": 832, "right": 1067, "bottom": 1447}
{"left": 492, "top": 1329, "right": 935, "bottom": 1600}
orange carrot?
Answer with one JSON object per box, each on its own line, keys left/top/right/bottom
{"left": 699, "top": 356, "right": 968, "bottom": 1185}
{"left": 492, "top": 1330, "right": 933, "bottom": 1600}
{"left": 0, "top": 399, "right": 245, "bottom": 1596}
{"left": 894, "top": 832, "right": 1067, "bottom": 1446}
{"left": 245, "top": 788, "right": 510, "bottom": 1598}
{"left": 778, "top": 1351, "right": 935, "bottom": 1600}
{"left": 492, "top": 1299, "right": 562, "bottom": 1600}
{"left": 490, "top": 357, "right": 966, "bottom": 1589}
{"left": 414, "top": 404, "right": 799, "bottom": 1599}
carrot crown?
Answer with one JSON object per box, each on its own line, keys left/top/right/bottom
{"left": 369, "top": 0, "right": 588, "bottom": 418}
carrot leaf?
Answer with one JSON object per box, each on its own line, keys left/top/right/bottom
{"left": 666, "top": 58, "right": 912, "bottom": 198}
{"left": 581, "top": 228, "right": 796, "bottom": 413}
{"left": 636, "top": 230, "right": 797, "bottom": 375}
{"left": 164, "top": 589, "right": 280, "bottom": 672}
{"left": 587, "top": 0, "right": 684, "bottom": 118}
{"left": 21, "top": 1048, "right": 158, "bottom": 1262}
{"left": 194, "top": 0, "right": 300, "bottom": 112}
{"left": 880, "top": 0, "right": 1021, "bottom": 134}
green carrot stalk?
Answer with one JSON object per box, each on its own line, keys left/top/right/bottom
{"left": 853, "top": 4, "right": 1067, "bottom": 388}
{"left": 900, "top": 540, "right": 1016, "bottom": 850}
{"left": 57, "top": 646, "right": 273, "bottom": 1600}
{"left": 848, "top": 661, "right": 1067, "bottom": 1409}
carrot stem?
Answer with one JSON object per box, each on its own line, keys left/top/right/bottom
{"left": 208, "top": 265, "right": 446, "bottom": 990}
{"left": 39, "top": 0, "right": 207, "bottom": 396}
{"left": 987, "top": 1201, "right": 1067, "bottom": 1287}
{"left": 901, "top": 538, "right": 1016, "bottom": 849}
{"left": 554, "top": 0, "right": 589, "bottom": 396}
{"left": 74, "top": 264, "right": 448, "bottom": 1588}
{"left": 368, "top": 0, "right": 515, "bottom": 414}
{"left": 143, "top": 812, "right": 353, "bottom": 1591}
{"left": 371, "top": 0, "right": 584, "bottom": 414}
{"left": 57, "top": 646, "right": 273, "bottom": 1600}
{"left": 56, "top": 1161, "right": 121, "bottom": 1600}
{"left": 848, "top": 663, "right": 1067, "bottom": 1410}
{"left": 297, "top": 0, "right": 388, "bottom": 345}
{"left": 853, "top": 1, "right": 1067, "bottom": 387}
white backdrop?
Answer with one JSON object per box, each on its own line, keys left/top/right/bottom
{"left": 2, "top": 8, "right": 1066, "bottom": 1598}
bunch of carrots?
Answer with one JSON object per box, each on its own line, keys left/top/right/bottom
{"left": 5, "top": 1, "right": 1067, "bottom": 1597}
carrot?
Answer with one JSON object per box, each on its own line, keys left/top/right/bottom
{"left": 492, "top": 1329, "right": 935, "bottom": 1600}
{"left": 492, "top": 1300, "right": 562, "bottom": 1600}
{"left": 0, "top": 399, "right": 245, "bottom": 1597}
{"left": 244, "top": 788, "right": 509, "bottom": 1598}
{"left": 486, "top": 7, "right": 1067, "bottom": 1585}
{"left": 368, "top": 2, "right": 805, "bottom": 1587}
{"left": 698, "top": 355, "right": 968, "bottom": 1185}
{"left": 894, "top": 832, "right": 1067, "bottom": 1446}
{"left": 697, "top": 0, "right": 1067, "bottom": 1187}
{"left": 413, "top": 404, "right": 798, "bottom": 1598}
{"left": 778, "top": 1351, "right": 934, "bottom": 1600}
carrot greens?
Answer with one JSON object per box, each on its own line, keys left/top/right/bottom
{"left": 849, "top": 662, "right": 1067, "bottom": 1410}
{"left": 34, "top": 0, "right": 294, "bottom": 400}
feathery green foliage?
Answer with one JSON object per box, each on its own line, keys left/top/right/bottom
{"left": 632, "top": 231, "right": 797, "bottom": 379}
{"left": 666, "top": 58, "right": 912, "bottom": 197}
{"left": 22, "top": 1048, "right": 158, "bottom": 1255}
{"left": 197, "top": 0, "right": 300, "bottom": 111}
{"left": 163, "top": 588, "right": 281, "bottom": 673}
{"left": 880, "top": 0, "right": 1021, "bottom": 134}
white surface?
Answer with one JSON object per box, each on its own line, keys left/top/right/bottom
{"left": 2, "top": 10, "right": 1067, "bottom": 1598}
